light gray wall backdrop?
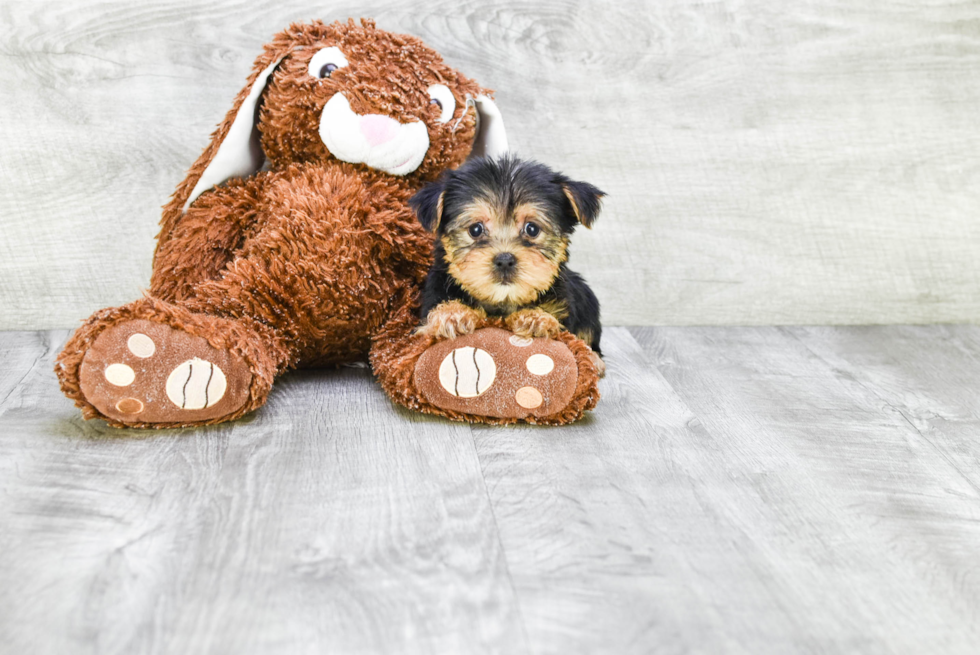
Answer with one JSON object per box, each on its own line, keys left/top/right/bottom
{"left": 1, "top": 0, "right": 978, "bottom": 330}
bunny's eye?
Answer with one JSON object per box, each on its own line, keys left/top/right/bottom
{"left": 427, "top": 84, "right": 456, "bottom": 124}
{"left": 308, "top": 47, "right": 349, "bottom": 79}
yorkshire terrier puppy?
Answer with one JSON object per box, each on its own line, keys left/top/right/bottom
{"left": 410, "top": 155, "right": 606, "bottom": 373}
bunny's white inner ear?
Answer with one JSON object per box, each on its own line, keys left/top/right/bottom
{"left": 469, "top": 95, "right": 508, "bottom": 159}
{"left": 182, "top": 56, "right": 284, "bottom": 213}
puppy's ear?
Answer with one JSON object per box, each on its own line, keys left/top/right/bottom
{"left": 410, "top": 181, "right": 447, "bottom": 232}
{"left": 561, "top": 180, "right": 606, "bottom": 229}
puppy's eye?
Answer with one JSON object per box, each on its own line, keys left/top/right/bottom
{"left": 427, "top": 84, "right": 456, "bottom": 124}
{"left": 468, "top": 223, "right": 484, "bottom": 238}
{"left": 524, "top": 222, "right": 541, "bottom": 237}
{"left": 308, "top": 47, "right": 349, "bottom": 80}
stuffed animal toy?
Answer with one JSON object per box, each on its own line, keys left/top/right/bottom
{"left": 55, "top": 19, "right": 601, "bottom": 428}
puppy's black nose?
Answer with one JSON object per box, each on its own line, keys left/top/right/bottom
{"left": 493, "top": 252, "right": 517, "bottom": 271}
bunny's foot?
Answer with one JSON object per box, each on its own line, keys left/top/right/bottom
{"left": 57, "top": 299, "right": 285, "bottom": 428}
{"left": 412, "top": 327, "right": 599, "bottom": 424}
{"left": 76, "top": 319, "right": 253, "bottom": 425}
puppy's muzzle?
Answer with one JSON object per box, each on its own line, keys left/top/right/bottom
{"left": 492, "top": 252, "right": 517, "bottom": 283}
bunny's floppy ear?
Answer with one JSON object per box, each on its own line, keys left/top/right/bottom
{"left": 156, "top": 46, "right": 289, "bottom": 252}
{"left": 468, "top": 96, "right": 509, "bottom": 159}
{"left": 180, "top": 56, "right": 284, "bottom": 214}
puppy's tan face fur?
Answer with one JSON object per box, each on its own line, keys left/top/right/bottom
{"left": 441, "top": 198, "right": 569, "bottom": 308}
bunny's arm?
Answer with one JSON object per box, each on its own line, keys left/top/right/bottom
{"left": 150, "top": 175, "right": 268, "bottom": 302}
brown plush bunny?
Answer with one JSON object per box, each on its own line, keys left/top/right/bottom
{"left": 55, "top": 19, "right": 600, "bottom": 428}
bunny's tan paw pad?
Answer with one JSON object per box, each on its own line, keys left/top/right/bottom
{"left": 78, "top": 319, "right": 252, "bottom": 425}
{"left": 414, "top": 328, "right": 578, "bottom": 420}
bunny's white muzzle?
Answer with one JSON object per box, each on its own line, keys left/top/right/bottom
{"left": 318, "top": 93, "right": 430, "bottom": 176}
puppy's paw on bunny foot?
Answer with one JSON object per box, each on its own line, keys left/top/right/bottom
{"left": 590, "top": 350, "right": 606, "bottom": 378}
{"left": 419, "top": 301, "right": 487, "bottom": 340}
{"left": 505, "top": 309, "right": 562, "bottom": 340}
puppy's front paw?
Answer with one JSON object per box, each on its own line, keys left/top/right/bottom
{"left": 590, "top": 350, "right": 607, "bottom": 378}
{"left": 506, "top": 309, "right": 562, "bottom": 340}
{"left": 420, "top": 301, "right": 487, "bottom": 340}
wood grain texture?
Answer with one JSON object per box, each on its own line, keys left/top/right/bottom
{"left": 2, "top": 0, "right": 980, "bottom": 330}
{"left": 3, "top": 327, "right": 980, "bottom": 652}
{"left": 787, "top": 325, "right": 980, "bottom": 491}
{"left": 0, "top": 331, "right": 526, "bottom": 655}
{"left": 473, "top": 327, "right": 741, "bottom": 653}
{"left": 631, "top": 325, "right": 980, "bottom": 654}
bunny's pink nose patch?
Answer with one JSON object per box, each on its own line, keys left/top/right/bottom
{"left": 359, "top": 114, "right": 399, "bottom": 146}
{"left": 319, "top": 93, "right": 429, "bottom": 175}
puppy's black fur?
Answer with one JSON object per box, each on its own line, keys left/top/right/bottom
{"left": 410, "top": 155, "right": 605, "bottom": 355}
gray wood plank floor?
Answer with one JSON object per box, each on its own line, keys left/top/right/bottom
{"left": 1, "top": 326, "right": 978, "bottom": 654}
